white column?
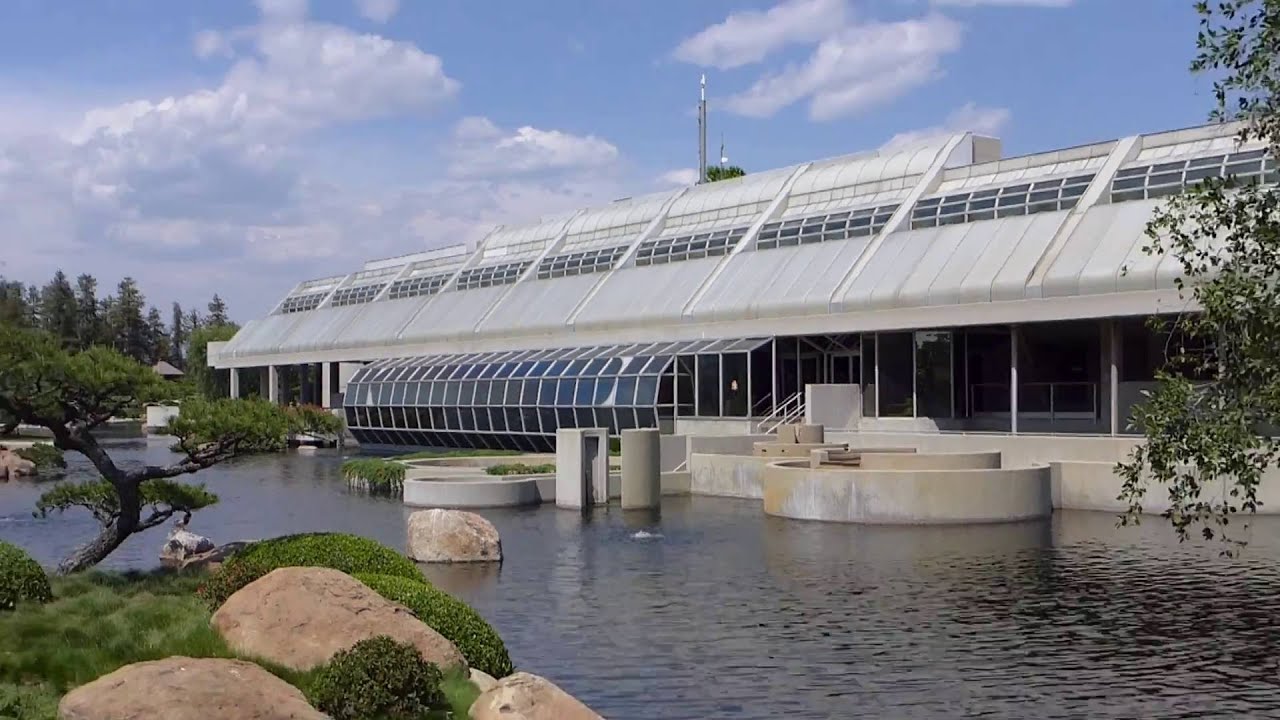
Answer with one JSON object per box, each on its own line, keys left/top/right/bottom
{"left": 322, "top": 362, "right": 334, "bottom": 409}
{"left": 229, "top": 368, "right": 240, "bottom": 399}
{"left": 1109, "top": 320, "right": 1120, "bottom": 436}
{"left": 1010, "top": 325, "right": 1019, "bottom": 435}
{"left": 267, "top": 365, "right": 280, "bottom": 404}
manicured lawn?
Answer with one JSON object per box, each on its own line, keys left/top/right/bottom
{"left": 0, "top": 571, "right": 479, "bottom": 719}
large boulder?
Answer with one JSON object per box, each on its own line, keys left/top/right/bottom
{"left": 211, "top": 566, "right": 465, "bottom": 672}
{"left": 407, "top": 509, "right": 502, "bottom": 563}
{"left": 0, "top": 448, "right": 36, "bottom": 481}
{"left": 469, "top": 672, "right": 603, "bottom": 720}
{"left": 57, "top": 656, "right": 326, "bottom": 720}
{"left": 159, "top": 525, "right": 216, "bottom": 567}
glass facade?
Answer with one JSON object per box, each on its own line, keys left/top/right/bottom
{"left": 344, "top": 338, "right": 768, "bottom": 450}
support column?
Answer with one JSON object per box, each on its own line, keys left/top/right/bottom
{"left": 1010, "top": 325, "right": 1019, "bottom": 435}
{"left": 259, "top": 366, "right": 270, "bottom": 399}
{"left": 229, "top": 368, "right": 240, "bottom": 399}
{"left": 1109, "top": 320, "right": 1120, "bottom": 436}
{"left": 621, "top": 428, "right": 661, "bottom": 510}
{"left": 322, "top": 362, "right": 334, "bottom": 409}
{"left": 267, "top": 365, "right": 280, "bottom": 405}
{"left": 299, "top": 364, "right": 313, "bottom": 405}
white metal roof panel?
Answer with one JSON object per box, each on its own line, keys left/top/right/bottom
{"left": 559, "top": 191, "right": 673, "bottom": 253}
{"left": 478, "top": 274, "right": 602, "bottom": 335}
{"left": 1039, "top": 201, "right": 1157, "bottom": 297}
{"left": 894, "top": 224, "right": 976, "bottom": 309}
{"left": 476, "top": 214, "right": 573, "bottom": 264}
{"left": 398, "top": 285, "right": 510, "bottom": 342}
{"left": 573, "top": 257, "right": 721, "bottom": 331}
{"left": 331, "top": 296, "right": 428, "bottom": 350}
{"left": 660, "top": 166, "right": 794, "bottom": 235}
{"left": 275, "top": 305, "right": 367, "bottom": 354}
{"left": 836, "top": 231, "right": 934, "bottom": 312}
{"left": 222, "top": 313, "right": 306, "bottom": 358}
{"left": 950, "top": 212, "right": 1068, "bottom": 304}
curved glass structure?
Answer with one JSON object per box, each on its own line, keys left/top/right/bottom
{"left": 343, "top": 339, "right": 767, "bottom": 451}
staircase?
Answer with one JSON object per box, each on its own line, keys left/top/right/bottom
{"left": 755, "top": 391, "right": 806, "bottom": 435}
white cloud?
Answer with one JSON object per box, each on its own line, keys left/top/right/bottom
{"left": 256, "top": 0, "right": 309, "bottom": 21}
{"left": 356, "top": 0, "right": 400, "bottom": 23}
{"left": 933, "top": 0, "right": 1071, "bottom": 7}
{"left": 193, "top": 29, "right": 233, "bottom": 59}
{"left": 671, "top": 0, "right": 848, "bottom": 70}
{"left": 446, "top": 116, "right": 620, "bottom": 179}
{"left": 724, "top": 14, "right": 963, "bottom": 120}
{"left": 657, "top": 168, "right": 699, "bottom": 187}
{"left": 880, "top": 102, "right": 1011, "bottom": 151}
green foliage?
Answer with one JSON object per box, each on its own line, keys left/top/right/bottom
{"left": 13, "top": 443, "right": 66, "bottom": 472}
{"left": 36, "top": 479, "right": 218, "bottom": 528}
{"left": 0, "top": 325, "right": 165, "bottom": 431}
{"left": 705, "top": 165, "right": 746, "bottom": 182}
{"left": 342, "top": 458, "right": 406, "bottom": 496}
{"left": 186, "top": 324, "right": 240, "bottom": 400}
{"left": 308, "top": 635, "right": 445, "bottom": 720}
{"left": 285, "top": 404, "right": 346, "bottom": 438}
{"left": 0, "top": 681, "right": 58, "bottom": 720}
{"left": 198, "top": 533, "right": 423, "bottom": 609}
{"left": 355, "top": 574, "right": 513, "bottom": 678}
{"left": 0, "top": 542, "right": 52, "bottom": 610}
{"left": 167, "top": 397, "right": 293, "bottom": 457}
{"left": 485, "top": 462, "right": 555, "bottom": 476}
{"left": 1117, "top": 0, "right": 1280, "bottom": 552}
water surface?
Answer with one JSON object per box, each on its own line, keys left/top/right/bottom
{"left": 4, "top": 439, "right": 1280, "bottom": 719}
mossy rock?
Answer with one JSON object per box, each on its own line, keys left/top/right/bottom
{"left": 355, "top": 573, "right": 513, "bottom": 679}
{"left": 197, "top": 532, "right": 422, "bottom": 609}
{"left": 0, "top": 541, "right": 52, "bottom": 610}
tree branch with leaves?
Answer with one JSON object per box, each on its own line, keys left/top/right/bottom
{"left": 1117, "top": 0, "right": 1280, "bottom": 552}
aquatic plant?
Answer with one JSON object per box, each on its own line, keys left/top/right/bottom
{"left": 341, "top": 457, "right": 405, "bottom": 496}
{"left": 484, "top": 463, "right": 556, "bottom": 476}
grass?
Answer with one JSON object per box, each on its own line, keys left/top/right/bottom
{"left": 0, "top": 571, "right": 480, "bottom": 719}
{"left": 484, "top": 463, "right": 556, "bottom": 476}
{"left": 341, "top": 457, "right": 406, "bottom": 496}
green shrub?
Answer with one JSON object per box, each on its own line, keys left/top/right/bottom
{"left": 484, "top": 462, "right": 556, "bottom": 476}
{"left": 0, "top": 542, "right": 52, "bottom": 610}
{"left": 308, "top": 635, "right": 444, "bottom": 720}
{"left": 341, "top": 457, "right": 405, "bottom": 496}
{"left": 355, "top": 573, "right": 513, "bottom": 678}
{"left": 197, "top": 533, "right": 422, "bottom": 609}
{"left": 395, "top": 449, "right": 520, "bottom": 460}
{"left": 12, "top": 443, "right": 65, "bottom": 473}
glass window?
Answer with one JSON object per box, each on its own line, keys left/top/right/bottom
{"left": 520, "top": 380, "right": 538, "bottom": 405}
{"left": 585, "top": 358, "right": 608, "bottom": 376}
{"left": 558, "top": 408, "right": 576, "bottom": 428}
{"left": 474, "top": 407, "right": 491, "bottom": 431}
{"left": 567, "top": 359, "right": 589, "bottom": 376}
{"left": 623, "top": 356, "right": 649, "bottom": 374}
{"left": 635, "top": 375, "right": 659, "bottom": 406}
{"left": 474, "top": 380, "right": 491, "bottom": 406}
{"left": 616, "top": 376, "right": 637, "bottom": 406}
{"left": 548, "top": 360, "right": 570, "bottom": 376}
{"left": 696, "top": 355, "right": 720, "bottom": 416}
{"left": 595, "top": 378, "right": 615, "bottom": 405}
{"left": 457, "top": 381, "right": 476, "bottom": 406}
{"left": 878, "top": 332, "right": 914, "bottom": 417}
{"left": 722, "top": 353, "right": 749, "bottom": 417}
{"left": 557, "top": 379, "right": 576, "bottom": 405}
{"left": 915, "top": 331, "right": 953, "bottom": 419}
{"left": 635, "top": 408, "right": 657, "bottom": 429}
{"left": 444, "top": 381, "right": 460, "bottom": 405}
{"left": 575, "top": 378, "right": 596, "bottom": 405}
{"left": 603, "top": 358, "right": 624, "bottom": 374}
{"left": 539, "top": 408, "right": 557, "bottom": 434}
{"left": 861, "top": 334, "right": 878, "bottom": 418}
{"left": 539, "top": 379, "right": 557, "bottom": 405}
{"left": 458, "top": 407, "right": 476, "bottom": 431}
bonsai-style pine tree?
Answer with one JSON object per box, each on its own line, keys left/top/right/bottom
{"left": 0, "top": 323, "right": 342, "bottom": 573}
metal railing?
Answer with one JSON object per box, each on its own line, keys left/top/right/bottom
{"left": 968, "top": 382, "right": 1098, "bottom": 421}
{"left": 751, "top": 392, "right": 774, "bottom": 417}
{"left": 756, "top": 391, "right": 805, "bottom": 434}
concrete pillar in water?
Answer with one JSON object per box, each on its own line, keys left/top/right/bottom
{"left": 267, "top": 365, "right": 280, "bottom": 404}
{"left": 621, "top": 429, "right": 661, "bottom": 510}
{"left": 555, "top": 428, "right": 609, "bottom": 510}
{"left": 321, "top": 362, "right": 334, "bottom": 409}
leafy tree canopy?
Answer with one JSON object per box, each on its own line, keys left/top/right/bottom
{"left": 706, "top": 165, "right": 746, "bottom": 182}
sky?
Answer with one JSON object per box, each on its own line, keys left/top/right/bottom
{"left": 0, "top": 0, "right": 1213, "bottom": 321}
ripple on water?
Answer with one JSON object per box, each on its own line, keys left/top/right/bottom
{"left": 4, "top": 440, "right": 1280, "bottom": 718}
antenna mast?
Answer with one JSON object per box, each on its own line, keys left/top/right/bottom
{"left": 698, "top": 74, "right": 707, "bottom": 184}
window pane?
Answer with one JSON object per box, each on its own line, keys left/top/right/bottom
{"left": 696, "top": 355, "right": 720, "bottom": 416}
{"left": 595, "top": 378, "right": 615, "bottom": 405}
{"left": 915, "top": 331, "right": 953, "bottom": 418}
{"left": 616, "top": 376, "right": 637, "bottom": 406}
{"left": 539, "top": 379, "right": 557, "bottom": 405}
{"left": 575, "top": 378, "right": 596, "bottom": 405}
{"left": 878, "top": 332, "right": 914, "bottom": 417}
{"left": 636, "top": 376, "right": 659, "bottom": 406}
{"left": 520, "top": 380, "right": 538, "bottom": 405}
{"left": 557, "top": 379, "right": 576, "bottom": 405}
{"left": 475, "top": 381, "right": 491, "bottom": 406}
{"left": 722, "top": 353, "right": 748, "bottom": 417}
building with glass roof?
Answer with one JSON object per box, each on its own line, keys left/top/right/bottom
{"left": 209, "top": 121, "right": 1263, "bottom": 450}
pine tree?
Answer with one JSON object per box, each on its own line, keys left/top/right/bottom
{"left": 186, "top": 308, "right": 201, "bottom": 336}
{"left": 0, "top": 279, "right": 29, "bottom": 327}
{"left": 23, "top": 285, "right": 40, "bottom": 328}
{"left": 170, "top": 302, "right": 186, "bottom": 368}
{"left": 74, "top": 274, "right": 101, "bottom": 349}
{"left": 207, "top": 294, "right": 229, "bottom": 327}
{"left": 40, "top": 271, "right": 78, "bottom": 348}
{"left": 108, "top": 278, "right": 149, "bottom": 362}
{"left": 146, "top": 306, "right": 169, "bottom": 364}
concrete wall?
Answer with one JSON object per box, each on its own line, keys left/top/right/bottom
{"left": 859, "top": 450, "right": 1001, "bottom": 471}
{"left": 660, "top": 434, "right": 688, "bottom": 471}
{"left": 689, "top": 453, "right": 773, "bottom": 499}
{"left": 762, "top": 460, "right": 1052, "bottom": 524}
{"left": 805, "top": 384, "right": 861, "bottom": 431}
{"left": 674, "top": 418, "right": 758, "bottom": 436}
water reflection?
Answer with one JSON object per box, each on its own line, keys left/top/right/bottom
{"left": 3, "top": 443, "right": 1280, "bottom": 718}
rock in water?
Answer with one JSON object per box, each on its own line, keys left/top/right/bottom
{"left": 159, "top": 526, "right": 216, "bottom": 567}
{"left": 470, "top": 672, "right": 603, "bottom": 720}
{"left": 57, "top": 656, "right": 327, "bottom": 720}
{"left": 211, "top": 566, "right": 465, "bottom": 672}
{"left": 470, "top": 667, "right": 499, "bottom": 693}
{"left": 406, "top": 508, "right": 502, "bottom": 563}
{"left": 0, "top": 448, "right": 36, "bottom": 481}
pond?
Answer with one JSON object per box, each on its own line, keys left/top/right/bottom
{"left": 4, "top": 439, "right": 1280, "bottom": 719}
